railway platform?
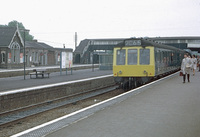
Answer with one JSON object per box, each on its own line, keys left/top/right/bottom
{"left": 0, "top": 68, "right": 112, "bottom": 92}
{"left": 0, "top": 64, "right": 99, "bottom": 78}
{"left": 12, "top": 70, "right": 200, "bottom": 137}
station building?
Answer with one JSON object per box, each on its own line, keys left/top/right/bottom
{"left": 25, "top": 40, "right": 72, "bottom": 67}
{"left": 0, "top": 26, "right": 72, "bottom": 69}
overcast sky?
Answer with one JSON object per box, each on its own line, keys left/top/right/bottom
{"left": 1, "top": 0, "right": 200, "bottom": 49}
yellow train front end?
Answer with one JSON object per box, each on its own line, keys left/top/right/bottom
{"left": 113, "top": 46, "right": 155, "bottom": 78}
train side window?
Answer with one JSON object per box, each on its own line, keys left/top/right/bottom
{"left": 116, "top": 49, "right": 126, "bottom": 65}
{"left": 128, "top": 49, "right": 137, "bottom": 65}
{"left": 159, "top": 50, "right": 162, "bottom": 63}
{"left": 140, "top": 49, "right": 150, "bottom": 65}
{"left": 155, "top": 49, "right": 161, "bottom": 63}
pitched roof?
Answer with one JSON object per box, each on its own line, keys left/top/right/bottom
{"left": 0, "top": 27, "right": 17, "bottom": 47}
{"left": 25, "top": 41, "right": 54, "bottom": 49}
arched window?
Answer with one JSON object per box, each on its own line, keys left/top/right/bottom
{"left": 11, "top": 42, "right": 20, "bottom": 63}
{"left": 1, "top": 51, "right": 6, "bottom": 64}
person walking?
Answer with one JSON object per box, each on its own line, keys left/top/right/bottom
{"left": 191, "top": 55, "right": 197, "bottom": 75}
{"left": 181, "top": 54, "right": 192, "bottom": 83}
{"left": 197, "top": 56, "right": 200, "bottom": 72}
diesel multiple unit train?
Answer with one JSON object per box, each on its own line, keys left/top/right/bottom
{"left": 113, "top": 38, "right": 185, "bottom": 89}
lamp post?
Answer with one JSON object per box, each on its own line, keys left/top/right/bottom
{"left": 19, "top": 28, "right": 30, "bottom": 80}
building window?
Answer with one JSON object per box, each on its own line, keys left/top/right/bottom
{"left": 1, "top": 51, "right": 6, "bottom": 64}
{"left": 11, "top": 42, "right": 20, "bottom": 63}
{"left": 35, "top": 52, "right": 38, "bottom": 62}
{"left": 32, "top": 52, "right": 34, "bottom": 62}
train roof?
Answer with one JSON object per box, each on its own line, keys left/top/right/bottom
{"left": 116, "top": 38, "right": 184, "bottom": 52}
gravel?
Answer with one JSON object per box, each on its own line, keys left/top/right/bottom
{"left": 0, "top": 89, "right": 124, "bottom": 137}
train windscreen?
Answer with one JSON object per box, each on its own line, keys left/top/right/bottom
{"left": 128, "top": 49, "right": 138, "bottom": 65}
{"left": 116, "top": 49, "right": 126, "bottom": 65}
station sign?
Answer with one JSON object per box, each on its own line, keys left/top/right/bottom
{"left": 125, "top": 40, "right": 141, "bottom": 46}
{"left": 66, "top": 52, "right": 73, "bottom": 68}
{"left": 91, "top": 40, "right": 122, "bottom": 45}
{"left": 61, "top": 52, "right": 73, "bottom": 69}
{"left": 20, "top": 53, "right": 23, "bottom": 63}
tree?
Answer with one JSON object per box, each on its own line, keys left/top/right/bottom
{"left": 5, "top": 20, "right": 34, "bottom": 41}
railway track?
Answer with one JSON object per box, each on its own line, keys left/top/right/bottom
{"left": 0, "top": 85, "right": 118, "bottom": 127}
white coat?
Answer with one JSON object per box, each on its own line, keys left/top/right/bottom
{"left": 181, "top": 57, "right": 192, "bottom": 74}
{"left": 191, "top": 58, "right": 197, "bottom": 70}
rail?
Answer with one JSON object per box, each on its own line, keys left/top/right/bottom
{"left": 0, "top": 85, "right": 118, "bottom": 127}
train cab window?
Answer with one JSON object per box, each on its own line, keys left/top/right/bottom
{"left": 128, "top": 49, "right": 137, "bottom": 65}
{"left": 116, "top": 49, "right": 126, "bottom": 65}
{"left": 140, "top": 49, "right": 150, "bottom": 65}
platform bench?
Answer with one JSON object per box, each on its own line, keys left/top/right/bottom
{"left": 29, "top": 69, "right": 50, "bottom": 79}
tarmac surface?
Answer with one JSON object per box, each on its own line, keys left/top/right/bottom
{"left": 45, "top": 71, "right": 200, "bottom": 137}
{"left": 0, "top": 68, "right": 112, "bottom": 92}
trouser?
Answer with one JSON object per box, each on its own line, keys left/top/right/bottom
{"left": 183, "top": 74, "right": 190, "bottom": 82}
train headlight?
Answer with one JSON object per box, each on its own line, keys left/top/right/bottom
{"left": 143, "top": 70, "right": 148, "bottom": 76}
